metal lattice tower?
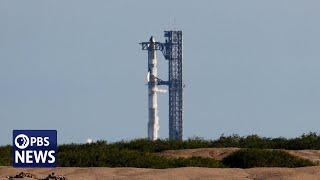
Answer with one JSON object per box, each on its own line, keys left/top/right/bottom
{"left": 140, "top": 31, "right": 183, "bottom": 141}
{"left": 163, "top": 31, "right": 183, "bottom": 140}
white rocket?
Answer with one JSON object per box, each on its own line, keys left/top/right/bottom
{"left": 147, "top": 36, "right": 160, "bottom": 141}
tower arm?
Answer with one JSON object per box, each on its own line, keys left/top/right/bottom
{"left": 140, "top": 42, "right": 164, "bottom": 51}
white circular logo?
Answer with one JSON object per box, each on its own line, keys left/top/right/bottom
{"left": 15, "top": 134, "right": 29, "bottom": 149}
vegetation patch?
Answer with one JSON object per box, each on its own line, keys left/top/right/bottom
{"left": 105, "top": 132, "right": 320, "bottom": 152}
{"left": 58, "top": 141, "right": 223, "bottom": 168}
{"left": 222, "top": 149, "right": 314, "bottom": 168}
{"left": 0, "top": 145, "right": 11, "bottom": 166}
{"left": 1, "top": 132, "right": 320, "bottom": 168}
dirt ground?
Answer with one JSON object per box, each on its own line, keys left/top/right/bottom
{"left": 1, "top": 166, "right": 320, "bottom": 180}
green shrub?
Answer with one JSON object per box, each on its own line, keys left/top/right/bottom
{"left": 57, "top": 142, "right": 222, "bottom": 168}
{"left": 110, "top": 137, "right": 211, "bottom": 153}
{"left": 0, "top": 145, "right": 11, "bottom": 166}
{"left": 222, "top": 149, "right": 314, "bottom": 168}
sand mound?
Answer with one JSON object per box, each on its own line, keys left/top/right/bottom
{"left": 159, "top": 148, "right": 320, "bottom": 164}
{"left": 158, "top": 147, "right": 240, "bottom": 160}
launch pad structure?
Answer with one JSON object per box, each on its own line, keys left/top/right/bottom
{"left": 140, "top": 31, "right": 183, "bottom": 141}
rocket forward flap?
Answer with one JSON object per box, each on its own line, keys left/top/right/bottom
{"left": 150, "top": 36, "right": 155, "bottom": 43}
{"left": 146, "top": 71, "right": 150, "bottom": 82}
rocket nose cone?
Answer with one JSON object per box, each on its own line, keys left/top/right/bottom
{"left": 149, "top": 36, "right": 155, "bottom": 42}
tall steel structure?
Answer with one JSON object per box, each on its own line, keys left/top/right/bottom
{"left": 140, "top": 31, "right": 183, "bottom": 141}
{"left": 164, "top": 31, "right": 183, "bottom": 141}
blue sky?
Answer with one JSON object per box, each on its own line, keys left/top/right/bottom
{"left": 1, "top": 0, "right": 320, "bottom": 145}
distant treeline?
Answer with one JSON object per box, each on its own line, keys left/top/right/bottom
{"left": 108, "top": 132, "right": 320, "bottom": 152}
{"left": 1, "top": 132, "right": 320, "bottom": 168}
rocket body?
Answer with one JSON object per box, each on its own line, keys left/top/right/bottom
{"left": 147, "top": 37, "right": 159, "bottom": 140}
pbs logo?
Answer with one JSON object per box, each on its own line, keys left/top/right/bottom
{"left": 15, "top": 134, "right": 50, "bottom": 149}
{"left": 14, "top": 134, "right": 29, "bottom": 149}
{"left": 13, "top": 130, "right": 57, "bottom": 167}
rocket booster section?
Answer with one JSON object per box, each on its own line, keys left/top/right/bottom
{"left": 141, "top": 36, "right": 167, "bottom": 140}
{"left": 147, "top": 36, "right": 159, "bottom": 141}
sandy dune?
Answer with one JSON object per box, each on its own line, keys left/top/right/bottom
{"left": 1, "top": 166, "right": 320, "bottom": 180}
{"left": 287, "top": 150, "right": 320, "bottom": 164}
{"left": 158, "top": 147, "right": 240, "bottom": 160}
{"left": 159, "top": 148, "right": 320, "bottom": 164}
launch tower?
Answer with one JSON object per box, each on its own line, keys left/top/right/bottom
{"left": 140, "top": 31, "right": 183, "bottom": 141}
